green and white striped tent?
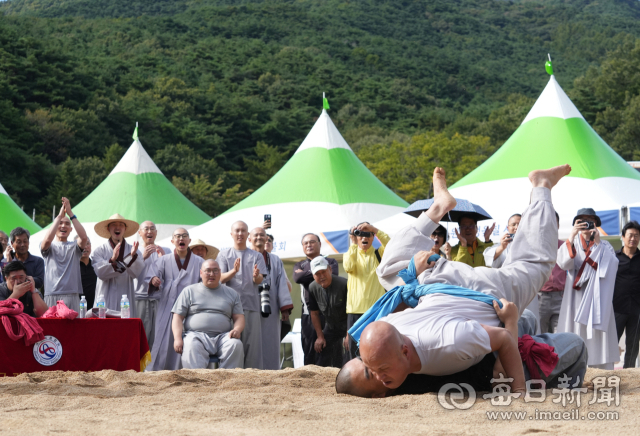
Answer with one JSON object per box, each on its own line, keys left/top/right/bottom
{"left": 172, "top": 108, "right": 409, "bottom": 259}
{"left": 30, "top": 138, "right": 211, "bottom": 248}
{"left": 448, "top": 68, "right": 640, "bottom": 240}
{"left": 0, "top": 182, "right": 41, "bottom": 235}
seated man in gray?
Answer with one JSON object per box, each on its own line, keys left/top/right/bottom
{"left": 171, "top": 259, "right": 245, "bottom": 369}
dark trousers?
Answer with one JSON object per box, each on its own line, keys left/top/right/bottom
{"left": 301, "top": 313, "right": 322, "bottom": 366}
{"left": 346, "top": 313, "right": 362, "bottom": 361}
{"left": 615, "top": 312, "right": 640, "bottom": 368}
{"left": 316, "top": 329, "right": 347, "bottom": 368}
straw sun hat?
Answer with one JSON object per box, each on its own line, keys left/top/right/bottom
{"left": 189, "top": 238, "right": 220, "bottom": 260}
{"left": 94, "top": 214, "right": 140, "bottom": 239}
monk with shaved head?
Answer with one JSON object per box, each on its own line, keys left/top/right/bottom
{"left": 147, "top": 227, "right": 204, "bottom": 371}
{"left": 134, "top": 220, "right": 171, "bottom": 350}
{"left": 217, "top": 220, "right": 267, "bottom": 368}
{"left": 352, "top": 165, "right": 573, "bottom": 395}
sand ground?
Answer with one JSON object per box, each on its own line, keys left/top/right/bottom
{"left": 1, "top": 366, "right": 638, "bottom": 435}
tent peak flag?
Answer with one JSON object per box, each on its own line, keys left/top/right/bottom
{"left": 545, "top": 53, "right": 554, "bottom": 76}
{"left": 110, "top": 140, "right": 163, "bottom": 176}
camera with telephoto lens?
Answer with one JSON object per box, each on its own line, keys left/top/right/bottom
{"left": 259, "top": 279, "right": 271, "bottom": 318}
{"left": 352, "top": 229, "right": 373, "bottom": 238}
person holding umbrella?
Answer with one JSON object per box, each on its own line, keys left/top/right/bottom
{"left": 450, "top": 215, "right": 495, "bottom": 267}
{"left": 403, "top": 198, "right": 494, "bottom": 268}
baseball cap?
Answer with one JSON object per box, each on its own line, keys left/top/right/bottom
{"left": 310, "top": 256, "right": 330, "bottom": 274}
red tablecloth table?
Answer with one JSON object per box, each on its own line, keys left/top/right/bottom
{"left": 0, "top": 318, "right": 151, "bottom": 377}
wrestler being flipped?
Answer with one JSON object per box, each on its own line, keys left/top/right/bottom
{"left": 336, "top": 165, "right": 585, "bottom": 398}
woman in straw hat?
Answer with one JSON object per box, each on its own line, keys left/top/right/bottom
{"left": 91, "top": 214, "right": 144, "bottom": 316}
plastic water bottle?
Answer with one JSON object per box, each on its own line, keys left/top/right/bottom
{"left": 79, "top": 296, "right": 87, "bottom": 319}
{"left": 121, "top": 294, "right": 130, "bottom": 319}
{"left": 97, "top": 295, "right": 106, "bottom": 319}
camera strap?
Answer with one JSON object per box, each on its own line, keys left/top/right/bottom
{"left": 374, "top": 248, "right": 381, "bottom": 264}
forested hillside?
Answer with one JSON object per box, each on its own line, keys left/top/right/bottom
{"left": 2, "top": 0, "right": 640, "bottom": 224}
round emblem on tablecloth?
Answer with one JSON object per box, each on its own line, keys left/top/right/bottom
{"left": 33, "top": 335, "right": 63, "bottom": 366}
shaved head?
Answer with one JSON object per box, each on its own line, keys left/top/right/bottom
{"left": 230, "top": 221, "right": 249, "bottom": 249}
{"left": 359, "top": 322, "right": 412, "bottom": 389}
{"left": 250, "top": 227, "right": 266, "bottom": 237}
{"left": 231, "top": 221, "right": 248, "bottom": 231}
{"left": 201, "top": 259, "right": 220, "bottom": 270}
{"left": 336, "top": 358, "right": 390, "bottom": 398}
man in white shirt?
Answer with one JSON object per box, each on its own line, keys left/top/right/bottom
{"left": 358, "top": 164, "right": 571, "bottom": 394}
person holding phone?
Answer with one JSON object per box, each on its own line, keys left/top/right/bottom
{"left": 556, "top": 208, "right": 619, "bottom": 369}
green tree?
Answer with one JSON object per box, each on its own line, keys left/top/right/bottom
{"left": 357, "top": 132, "right": 495, "bottom": 202}
{"left": 172, "top": 175, "right": 252, "bottom": 217}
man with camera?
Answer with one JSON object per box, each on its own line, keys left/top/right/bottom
{"left": 556, "top": 208, "right": 619, "bottom": 369}
{"left": 308, "top": 256, "right": 348, "bottom": 368}
{"left": 344, "top": 222, "right": 390, "bottom": 360}
{"left": 248, "top": 227, "right": 293, "bottom": 370}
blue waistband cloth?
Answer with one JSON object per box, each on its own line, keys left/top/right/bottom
{"left": 348, "top": 257, "right": 503, "bottom": 345}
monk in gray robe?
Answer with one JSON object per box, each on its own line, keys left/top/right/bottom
{"left": 92, "top": 214, "right": 144, "bottom": 315}
{"left": 147, "top": 228, "right": 204, "bottom": 371}
{"left": 249, "top": 227, "right": 293, "bottom": 370}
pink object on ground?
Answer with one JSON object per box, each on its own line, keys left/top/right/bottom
{"left": 41, "top": 300, "right": 78, "bottom": 320}
{"left": 0, "top": 299, "right": 44, "bottom": 346}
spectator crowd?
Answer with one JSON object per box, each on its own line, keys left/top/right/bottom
{"left": 2, "top": 195, "right": 640, "bottom": 373}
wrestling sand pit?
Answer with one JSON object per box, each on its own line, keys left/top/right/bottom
{"left": 1, "top": 367, "right": 638, "bottom": 435}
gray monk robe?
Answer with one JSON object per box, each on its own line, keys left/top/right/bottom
{"left": 92, "top": 239, "right": 144, "bottom": 317}
{"left": 260, "top": 252, "right": 294, "bottom": 370}
{"left": 557, "top": 235, "right": 619, "bottom": 369}
{"left": 147, "top": 249, "right": 203, "bottom": 371}
{"left": 134, "top": 246, "right": 172, "bottom": 350}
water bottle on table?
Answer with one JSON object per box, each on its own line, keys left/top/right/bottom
{"left": 121, "top": 294, "right": 130, "bottom": 319}
{"left": 79, "top": 295, "right": 87, "bottom": 318}
{"left": 97, "top": 295, "right": 106, "bottom": 319}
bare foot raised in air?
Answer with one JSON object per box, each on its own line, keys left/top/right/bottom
{"left": 426, "top": 167, "right": 457, "bottom": 223}
{"left": 528, "top": 165, "right": 571, "bottom": 190}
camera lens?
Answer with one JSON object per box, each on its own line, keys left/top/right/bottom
{"left": 260, "top": 283, "right": 271, "bottom": 318}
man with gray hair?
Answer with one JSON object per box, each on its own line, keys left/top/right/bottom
{"left": 3, "top": 227, "right": 45, "bottom": 290}
{"left": 218, "top": 221, "right": 267, "bottom": 369}
{"left": 134, "top": 221, "right": 171, "bottom": 349}
{"left": 171, "top": 259, "right": 245, "bottom": 369}
{"left": 40, "top": 197, "right": 89, "bottom": 312}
